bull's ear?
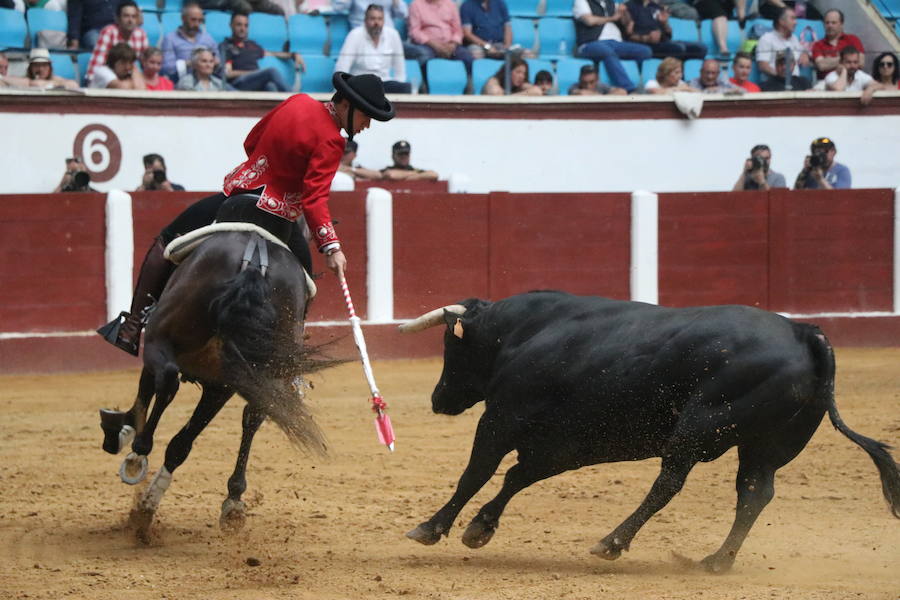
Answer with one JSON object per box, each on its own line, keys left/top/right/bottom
{"left": 442, "top": 310, "right": 465, "bottom": 339}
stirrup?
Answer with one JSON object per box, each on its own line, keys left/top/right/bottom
{"left": 97, "top": 311, "right": 141, "bottom": 357}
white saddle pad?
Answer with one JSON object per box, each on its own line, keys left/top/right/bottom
{"left": 163, "top": 222, "right": 317, "bottom": 299}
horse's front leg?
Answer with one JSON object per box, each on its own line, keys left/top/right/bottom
{"left": 130, "top": 383, "right": 233, "bottom": 543}
{"left": 100, "top": 367, "right": 154, "bottom": 454}
{"left": 120, "top": 348, "right": 180, "bottom": 485}
{"left": 220, "top": 403, "right": 267, "bottom": 532}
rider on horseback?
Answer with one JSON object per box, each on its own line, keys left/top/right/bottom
{"left": 99, "top": 72, "right": 395, "bottom": 356}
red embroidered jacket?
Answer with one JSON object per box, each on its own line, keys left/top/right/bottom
{"left": 223, "top": 94, "right": 345, "bottom": 250}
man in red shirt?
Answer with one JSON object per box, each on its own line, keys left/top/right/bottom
{"left": 99, "top": 73, "right": 395, "bottom": 356}
{"left": 729, "top": 51, "right": 760, "bottom": 93}
{"left": 811, "top": 9, "right": 864, "bottom": 80}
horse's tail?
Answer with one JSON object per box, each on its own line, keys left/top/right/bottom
{"left": 209, "top": 264, "right": 334, "bottom": 455}
{"left": 807, "top": 326, "right": 900, "bottom": 518}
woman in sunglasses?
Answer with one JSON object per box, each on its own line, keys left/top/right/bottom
{"left": 871, "top": 52, "right": 899, "bottom": 90}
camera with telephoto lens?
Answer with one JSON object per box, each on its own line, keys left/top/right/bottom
{"left": 750, "top": 155, "right": 769, "bottom": 172}
{"left": 809, "top": 149, "right": 828, "bottom": 169}
{"left": 152, "top": 169, "right": 167, "bottom": 184}
{"left": 62, "top": 169, "right": 92, "bottom": 192}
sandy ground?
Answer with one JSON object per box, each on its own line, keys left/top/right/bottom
{"left": 1, "top": 348, "right": 899, "bottom": 600}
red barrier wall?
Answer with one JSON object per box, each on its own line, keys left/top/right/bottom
{"left": 659, "top": 188, "right": 895, "bottom": 313}
{"left": 0, "top": 193, "right": 107, "bottom": 332}
{"left": 1, "top": 189, "right": 897, "bottom": 373}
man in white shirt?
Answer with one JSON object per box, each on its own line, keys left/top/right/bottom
{"left": 825, "top": 46, "right": 885, "bottom": 105}
{"left": 572, "top": 0, "right": 651, "bottom": 93}
{"left": 756, "top": 6, "right": 809, "bottom": 81}
{"left": 335, "top": 4, "right": 410, "bottom": 93}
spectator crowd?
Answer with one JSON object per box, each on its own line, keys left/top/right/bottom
{"left": 0, "top": 0, "right": 897, "bottom": 99}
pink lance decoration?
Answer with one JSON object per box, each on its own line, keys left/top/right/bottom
{"left": 339, "top": 276, "right": 395, "bottom": 451}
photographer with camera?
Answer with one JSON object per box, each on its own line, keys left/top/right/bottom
{"left": 53, "top": 157, "right": 98, "bottom": 193}
{"left": 732, "top": 144, "right": 786, "bottom": 191}
{"left": 794, "top": 137, "right": 851, "bottom": 190}
{"left": 136, "top": 153, "right": 185, "bottom": 191}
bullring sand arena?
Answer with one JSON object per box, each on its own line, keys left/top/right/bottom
{"left": 1, "top": 349, "right": 898, "bottom": 600}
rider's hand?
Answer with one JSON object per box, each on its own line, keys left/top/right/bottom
{"left": 326, "top": 249, "right": 347, "bottom": 279}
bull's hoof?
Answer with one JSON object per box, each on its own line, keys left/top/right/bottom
{"left": 590, "top": 539, "right": 623, "bottom": 561}
{"left": 700, "top": 552, "right": 735, "bottom": 574}
{"left": 219, "top": 499, "right": 247, "bottom": 533}
{"left": 120, "top": 452, "right": 148, "bottom": 485}
{"left": 461, "top": 515, "right": 497, "bottom": 549}
{"left": 406, "top": 522, "right": 444, "bottom": 545}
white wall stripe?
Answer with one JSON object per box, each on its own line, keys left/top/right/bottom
{"left": 365, "top": 187, "right": 394, "bottom": 323}
{"left": 104, "top": 190, "right": 134, "bottom": 322}
{"left": 630, "top": 190, "right": 659, "bottom": 305}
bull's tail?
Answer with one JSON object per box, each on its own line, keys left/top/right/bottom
{"left": 209, "top": 265, "right": 335, "bottom": 455}
{"left": 806, "top": 325, "right": 900, "bottom": 518}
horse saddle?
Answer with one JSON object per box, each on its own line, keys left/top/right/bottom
{"left": 163, "top": 223, "right": 317, "bottom": 299}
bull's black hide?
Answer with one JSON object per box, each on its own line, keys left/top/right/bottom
{"left": 402, "top": 291, "right": 900, "bottom": 572}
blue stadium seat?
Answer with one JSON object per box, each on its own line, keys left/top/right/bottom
{"left": 425, "top": 58, "right": 467, "bottom": 94}
{"left": 257, "top": 54, "right": 297, "bottom": 90}
{"left": 135, "top": 0, "right": 162, "bottom": 12}
{"left": 555, "top": 57, "right": 592, "bottom": 93}
{"left": 537, "top": 17, "right": 575, "bottom": 59}
{"left": 525, "top": 57, "right": 553, "bottom": 80}
{"left": 249, "top": 12, "right": 287, "bottom": 52}
{"left": 394, "top": 16, "right": 407, "bottom": 41}
{"left": 26, "top": 8, "right": 67, "bottom": 46}
{"left": 50, "top": 51, "right": 76, "bottom": 81}
{"left": 683, "top": 58, "right": 702, "bottom": 82}
{"left": 640, "top": 57, "right": 662, "bottom": 84}
{"left": 328, "top": 14, "right": 349, "bottom": 56}
{"left": 204, "top": 10, "right": 231, "bottom": 43}
{"left": 472, "top": 58, "right": 503, "bottom": 94}
{"left": 299, "top": 55, "right": 335, "bottom": 92}
{"left": 878, "top": 0, "right": 900, "bottom": 18}
{"left": 669, "top": 17, "right": 698, "bottom": 42}
{"left": 76, "top": 51, "right": 91, "bottom": 85}
{"left": 142, "top": 13, "right": 161, "bottom": 45}
{"left": 0, "top": 8, "right": 28, "bottom": 49}
{"left": 510, "top": 17, "right": 537, "bottom": 52}
{"left": 543, "top": 0, "right": 571, "bottom": 17}
{"left": 288, "top": 14, "right": 328, "bottom": 56}
{"left": 598, "top": 59, "right": 640, "bottom": 87}
{"left": 507, "top": 0, "right": 539, "bottom": 17}
{"left": 796, "top": 18, "right": 824, "bottom": 42}
{"left": 700, "top": 18, "right": 742, "bottom": 53}
{"left": 164, "top": 0, "right": 183, "bottom": 11}
{"left": 404, "top": 58, "right": 422, "bottom": 92}
{"left": 161, "top": 11, "right": 181, "bottom": 36}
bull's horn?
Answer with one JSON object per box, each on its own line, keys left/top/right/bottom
{"left": 398, "top": 304, "right": 467, "bottom": 333}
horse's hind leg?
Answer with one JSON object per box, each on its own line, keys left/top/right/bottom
{"left": 121, "top": 349, "right": 180, "bottom": 485}
{"left": 130, "top": 384, "right": 233, "bottom": 544}
{"left": 220, "top": 403, "right": 266, "bottom": 532}
{"left": 100, "top": 368, "right": 154, "bottom": 455}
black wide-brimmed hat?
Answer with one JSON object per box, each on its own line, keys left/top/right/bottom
{"left": 332, "top": 72, "right": 395, "bottom": 122}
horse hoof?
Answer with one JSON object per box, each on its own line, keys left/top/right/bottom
{"left": 461, "top": 517, "right": 496, "bottom": 549}
{"left": 120, "top": 452, "right": 148, "bottom": 485}
{"left": 220, "top": 499, "right": 247, "bottom": 533}
{"left": 406, "top": 523, "right": 443, "bottom": 545}
{"left": 100, "top": 409, "right": 130, "bottom": 454}
{"left": 700, "top": 553, "right": 734, "bottom": 574}
{"left": 128, "top": 507, "right": 155, "bottom": 545}
{"left": 590, "top": 540, "right": 623, "bottom": 561}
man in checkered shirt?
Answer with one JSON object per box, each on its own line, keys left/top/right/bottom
{"left": 86, "top": 0, "right": 148, "bottom": 83}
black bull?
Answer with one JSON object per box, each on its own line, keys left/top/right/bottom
{"left": 400, "top": 291, "right": 900, "bottom": 572}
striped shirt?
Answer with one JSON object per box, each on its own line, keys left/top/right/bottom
{"left": 86, "top": 24, "right": 149, "bottom": 81}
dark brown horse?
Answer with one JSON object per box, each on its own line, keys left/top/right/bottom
{"left": 100, "top": 222, "right": 336, "bottom": 542}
